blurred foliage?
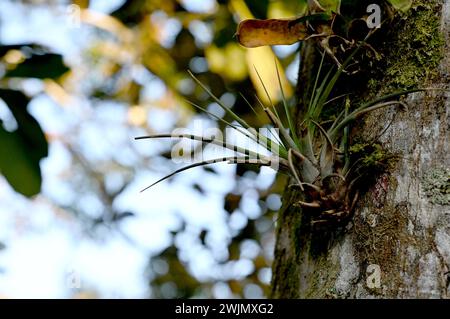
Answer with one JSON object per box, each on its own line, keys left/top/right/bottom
{"left": 0, "top": 0, "right": 303, "bottom": 298}
{"left": 0, "top": 44, "right": 68, "bottom": 196}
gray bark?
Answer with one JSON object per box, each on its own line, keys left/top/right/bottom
{"left": 271, "top": 0, "right": 450, "bottom": 298}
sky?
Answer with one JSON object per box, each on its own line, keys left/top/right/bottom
{"left": 0, "top": 0, "right": 286, "bottom": 298}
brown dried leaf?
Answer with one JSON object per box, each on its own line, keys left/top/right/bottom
{"left": 236, "top": 18, "right": 308, "bottom": 48}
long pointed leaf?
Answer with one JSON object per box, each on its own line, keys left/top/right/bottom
{"left": 253, "top": 94, "right": 289, "bottom": 156}
{"left": 265, "top": 108, "right": 299, "bottom": 151}
{"left": 253, "top": 66, "right": 281, "bottom": 120}
{"left": 184, "top": 98, "right": 258, "bottom": 142}
{"left": 141, "top": 156, "right": 244, "bottom": 192}
{"left": 275, "top": 61, "right": 299, "bottom": 148}
{"left": 187, "top": 74, "right": 286, "bottom": 158}
{"left": 239, "top": 92, "right": 264, "bottom": 122}
{"left": 135, "top": 134, "right": 269, "bottom": 160}
{"left": 188, "top": 70, "right": 251, "bottom": 130}
{"left": 141, "top": 155, "right": 278, "bottom": 192}
{"left": 330, "top": 101, "right": 408, "bottom": 139}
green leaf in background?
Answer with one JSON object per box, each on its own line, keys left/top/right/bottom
{"left": 0, "top": 89, "right": 48, "bottom": 197}
{"left": 5, "top": 52, "right": 69, "bottom": 79}
{"left": 0, "top": 89, "right": 48, "bottom": 160}
{"left": 387, "top": 0, "right": 412, "bottom": 12}
{"left": 0, "top": 127, "right": 42, "bottom": 197}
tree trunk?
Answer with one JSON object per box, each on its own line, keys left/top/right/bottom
{"left": 271, "top": 0, "right": 450, "bottom": 298}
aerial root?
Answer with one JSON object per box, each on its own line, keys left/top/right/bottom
{"left": 295, "top": 200, "right": 321, "bottom": 209}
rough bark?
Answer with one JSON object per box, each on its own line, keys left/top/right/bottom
{"left": 271, "top": 0, "right": 450, "bottom": 298}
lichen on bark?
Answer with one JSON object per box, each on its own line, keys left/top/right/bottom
{"left": 422, "top": 168, "right": 450, "bottom": 205}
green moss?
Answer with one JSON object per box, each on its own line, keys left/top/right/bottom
{"left": 350, "top": 142, "right": 398, "bottom": 173}
{"left": 374, "top": 0, "right": 445, "bottom": 91}
{"left": 422, "top": 168, "right": 450, "bottom": 205}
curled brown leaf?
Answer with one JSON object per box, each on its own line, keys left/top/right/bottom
{"left": 236, "top": 18, "right": 309, "bottom": 48}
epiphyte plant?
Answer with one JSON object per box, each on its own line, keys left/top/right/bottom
{"left": 136, "top": 0, "right": 420, "bottom": 225}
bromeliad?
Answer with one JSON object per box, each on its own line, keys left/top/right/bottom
{"left": 136, "top": 55, "right": 420, "bottom": 225}
{"left": 136, "top": 0, "right": 421, "bottom": 225}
